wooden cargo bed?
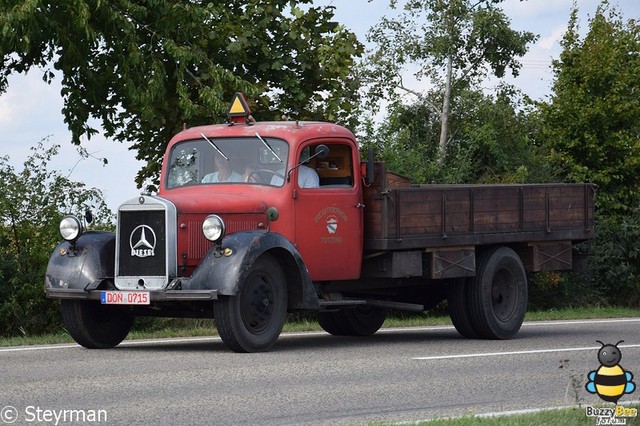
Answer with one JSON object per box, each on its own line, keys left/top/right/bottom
{"left": 363, "top": 163, "right": 596, "bottom": 251}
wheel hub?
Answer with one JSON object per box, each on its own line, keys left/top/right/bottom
{"left": 492, "top": 269, "right": 517, "bottom": 321}
{"left": 241, "top": 278, "right": 274, "bottom": 333}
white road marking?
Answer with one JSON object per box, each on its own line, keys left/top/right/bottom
{"left": 1, "top": 317, "right": 639, "bottom": 354}
{"left": 523, "top": 317, "right": 640, "bottom": 327}
{"left": 380, "top": 317, "right": 640, "bottom": 335}
{"left": 412, "top": 344, "right": 640, "bottom": 361}
{"left": 0, "top": 343, "right": 79, "bottom": 353}
{"left": 0, "top": 336, "right": 220, "bottom": 353}
{"left": 411, "top": 317, "right": 640, "bottom": 360}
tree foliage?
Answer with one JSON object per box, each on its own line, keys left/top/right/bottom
{"left": 0, "top": 140, "right": 112, "bottom": 337}
{"left": 540, "top": 3, "right": 640, "bottom": 215}
{"left": 359, "top": 85, "right": 554, "bottom": 185}
{"left": 364, "top": 0, "right": 536, "bottom": 161}
{"left": 538, "top": 2, "right": 640, "bottom": 307}
{"left": 590, "top": 213, "right": 640, "bottom": 307}
{"left": 0, "top": 0, "right": 363, "bottom": 189}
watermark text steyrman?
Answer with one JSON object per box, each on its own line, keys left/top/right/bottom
{"left": 1, "top": 405, "right": 107, "bottom": 425}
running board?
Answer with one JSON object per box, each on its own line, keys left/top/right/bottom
{"left": 365, "top": 299, "right": 424, "bottom": 312}
{"left": 318, "top": 299, "right": 424, "bottom": 312}
{"left": 319, "top": 299, "right": 367, "bottom": 308}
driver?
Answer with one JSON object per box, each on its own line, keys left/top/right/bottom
{"left": 202, "top": 153, "right": 243, "bottom": 183}
{"left": 295, "top": 165, "right": 320, "bottom": 188}
{"left": 270, "top": 165, "right": 319, "bottom": 188}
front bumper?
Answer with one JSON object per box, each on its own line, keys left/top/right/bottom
{"left": 45, "top": 288, "right": 218, "bottom": 302}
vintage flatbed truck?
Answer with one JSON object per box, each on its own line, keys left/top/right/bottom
{"left": 45, "top": 93, "right": 595, "bottom": 352}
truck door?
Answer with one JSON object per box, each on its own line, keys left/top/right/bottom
{"left": 293, "top": 141, "right": 363, "bottom": 281}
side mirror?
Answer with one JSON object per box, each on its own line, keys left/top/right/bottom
{"left": 315, "top": 144, "right": 329, "bottom": 159}
{"left": 288, "top": 144, "right": 330, "bottom": 182}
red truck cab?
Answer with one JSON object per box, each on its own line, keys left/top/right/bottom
{"left": 46, "top": 94, "right": 372, "bottom": 353}
{"left": 158, "top": 113, "right": 364, "bottom": 281}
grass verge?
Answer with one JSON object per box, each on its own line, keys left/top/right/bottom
{"left": 392, "top": 405, "right": 640, "bottom": 425}
{"left": 0, "top": 306, "right": 637, "bottom": 348}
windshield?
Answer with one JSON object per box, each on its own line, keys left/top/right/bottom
{"left": 165, "top": 136, "right": 289, "bottom": 189}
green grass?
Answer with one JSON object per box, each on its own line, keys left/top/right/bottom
{"left": 1, "top": 306, "right": 638, "bottom": 348}
{"left": 386, "top": 406, "right": 640, "bottom": 425}
{"left": 524, "top": 306, "right": 640, "bottom": 321}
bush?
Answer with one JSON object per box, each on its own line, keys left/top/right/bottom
{"left": 528, "top": 271, "right": 605, "bottom": 311}
{"left": 0, "top": 140, "right": 113, "bottom": 337}
{"left": 589, "top": 213, "right": 640, "bottom": 307}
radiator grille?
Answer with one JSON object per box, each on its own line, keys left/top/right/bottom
{"left": 185, "top": 219, "right": 260, "bottom": 260}
{"left": 118, "top": 210, "right": 166, "bottom": 277}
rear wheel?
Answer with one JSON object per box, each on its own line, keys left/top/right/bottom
{"left": 317, "top": 306, "right": 387, "bottom": 336}
{"left": 214, "top": 254, "right": 287, "bottom": 352}
{"left": 61, "top": 300, "right": 133, "bottom": 349}
{"left": 447, "top": 278, "right": 481, "bottom": 339}
{"left": 468, "top": 247, "right": 528, "bottom": 340}
{"left": 317, "top": 311, "right": 350, "bottom": 336}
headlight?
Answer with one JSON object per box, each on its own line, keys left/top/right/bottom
{"left": 202, "top": 215, "right": 225, "bottom": 242}
{"left": 59, "top": 215, "right": 83, "bottom": 242}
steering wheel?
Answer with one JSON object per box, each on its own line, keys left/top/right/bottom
{"left": 247, "top": 169, "right": 285, "bottom": 184}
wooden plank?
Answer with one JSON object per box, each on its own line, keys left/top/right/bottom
{"left": 363, "top": 174, "right": 595, "bottom": 249}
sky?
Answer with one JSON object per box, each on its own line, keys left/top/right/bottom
{"left": 1, "top": 0, "right": 638, "bottom": 213}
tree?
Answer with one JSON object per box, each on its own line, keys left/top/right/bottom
{"left": 539, "top": 2, "right": 640, "bottom": 308}
{"left": 0, "top": 139, "right": 112, "bottom": 336}
{"left": 0, "top": 1, "right": 363, "bottom": 189}
{"left": 359, "top": 84, "right": 553, "bottom": 184}
{"left": 540, "top": 2, "right": 640, "bottom": 216}
{"left": 364, "top": 0, "right": 536, "bottom": 163}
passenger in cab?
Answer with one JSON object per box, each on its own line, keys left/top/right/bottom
{"left": 202, "top": 153, "right": 243, "bottom": 183}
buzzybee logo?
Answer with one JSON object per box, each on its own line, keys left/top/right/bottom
{"left": 129, "top": 225, "right": 156, "bottom": 258}
{"left": 584, "top": 341, "right": 638, "bottom": 425}
{"left": 586, "top": 340, "right": 635, "bottom": 403}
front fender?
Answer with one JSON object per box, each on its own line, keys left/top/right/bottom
{"left": 44, "top": 231, "right": 115, "bottom": 292}
{"left": 184, "top": 231, "right": 319, "bottom": 311}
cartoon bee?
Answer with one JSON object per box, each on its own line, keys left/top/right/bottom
{"left": 586, "top": 340, "right": 635, "bottom": 403}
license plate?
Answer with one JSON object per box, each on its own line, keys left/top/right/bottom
{"left": 101, "top": 291, "right": 150, "bottom": 305}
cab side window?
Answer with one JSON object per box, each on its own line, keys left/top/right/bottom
{"left": 308, "top": 144, "right": 353, "bottom": 187}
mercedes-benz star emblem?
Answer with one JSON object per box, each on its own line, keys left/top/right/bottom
{"left": 130, "top": 225, "right": 157, "bottom": 258}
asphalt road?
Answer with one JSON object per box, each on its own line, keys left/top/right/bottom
{"left": 2, "top": 318, "right": 640, "bottom": 425}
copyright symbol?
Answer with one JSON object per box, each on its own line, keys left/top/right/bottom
{"left": 0, "top": 406, "right": 18, "bottom": 423}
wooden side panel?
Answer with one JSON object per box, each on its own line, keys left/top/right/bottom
{"left": 363, "top": 175, "right": 595, "bottom": 251}
{"left": 394, "top": 188, "right": 476, "bottom": 237}
{"left": 363, "top": 162, "right": 410, "bottom": 240}
{"left": 473, "top": 187, "right": 521, "bottom": 233}
{"left": 521, "top": 186, "right": 591, "bottom": 232}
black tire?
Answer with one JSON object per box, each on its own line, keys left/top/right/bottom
{"left": 317, "top": 311, "right": 351, "bottom": 336}
{"left": 317, "top": 306, "right": 387, "bottom": 336}
{"left": 447, "top": 278, "right": 481, "bottom": 339}
{"left": 61, "top": 300, "right": 133, "bottom": 349}
{"left": 468, "top": 247, "right": 528, "bottom": 340}
{"left": 213, "top": 254, "right": 287, "bottom": 352}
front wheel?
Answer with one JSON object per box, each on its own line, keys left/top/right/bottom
{"left": 213, "top": 254, "right": 287, "bottom": 352}
{"left": 61, "top": 300, "right": 134, "bottom": 349}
